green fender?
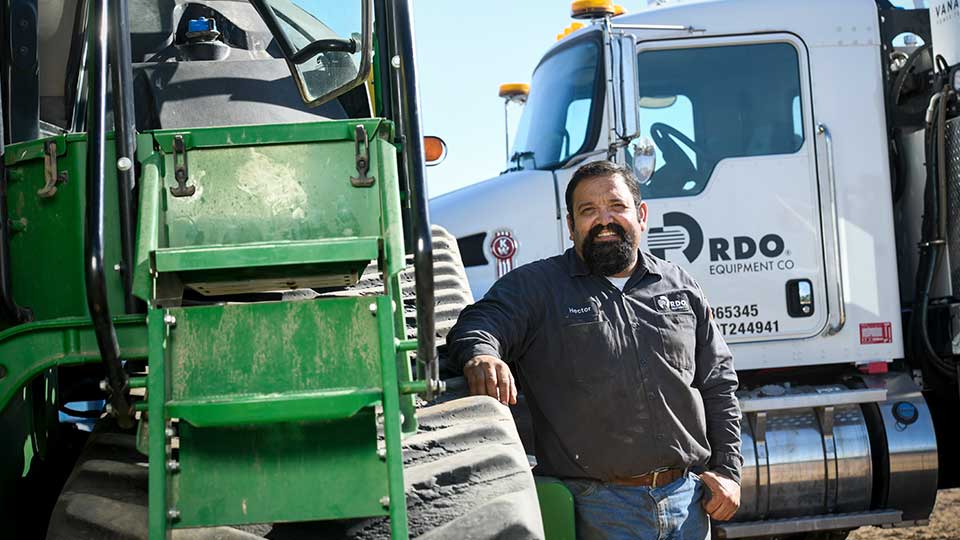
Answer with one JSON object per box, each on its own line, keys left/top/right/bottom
{"left": 536, "top": 476, "right": 577, "bottom": 540}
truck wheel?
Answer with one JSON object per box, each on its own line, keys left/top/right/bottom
{"left": 46, "top": 397, "right": 543, "bottom": 540}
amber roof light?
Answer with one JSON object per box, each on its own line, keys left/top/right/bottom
{"left": 571, "top": 0, "right": 615, "bottom": 20}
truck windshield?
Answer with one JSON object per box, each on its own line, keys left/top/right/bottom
{"left": 510, "top": 36, "right": 601, "bottom": 170}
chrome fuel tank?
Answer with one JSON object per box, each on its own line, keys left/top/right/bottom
{"left": 732, "top": 374, "right": 937, "bottom": 524}
{"left": 736, "top": 386, "right": 872, "bottom": 520}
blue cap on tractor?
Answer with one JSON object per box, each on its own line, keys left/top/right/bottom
{"left": 188, "top": 17, "right": 215, "bottom": 33}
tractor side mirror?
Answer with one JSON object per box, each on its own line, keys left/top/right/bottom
{"left": 253, "top": 0, "right": 373, "bottom": 108}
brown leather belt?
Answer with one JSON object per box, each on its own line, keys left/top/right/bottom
{"left": 610, "top": 468, "right": 685, "bottom": 488}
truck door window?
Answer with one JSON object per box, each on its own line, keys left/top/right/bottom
{"left": 631, "top": 95, "right": 695, "bottom": 188}
{"left": 636, "top": 42, "right": 803, "bottom": 199}
{"left": 564, "top": 99, "right": 593, "bottom": 158}
{"left": 510, "top": 36, "right": 602, "bottom": 170}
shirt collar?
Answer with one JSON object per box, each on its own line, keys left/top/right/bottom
{"left": 565, "top": 248, "right": 662, "bottom": 280}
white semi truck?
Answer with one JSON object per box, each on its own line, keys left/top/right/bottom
{"left": 431, "top": 0, "right": 960, "bottom": 538}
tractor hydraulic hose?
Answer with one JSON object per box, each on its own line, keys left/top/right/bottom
{"left": 108, "top": 0, "right": 139, "bottom": 314}
{"left": 393, "top": 0, "right": 440, "bottom": 399}
{"left": 85, "top": 0, "right": 133, "bottom": 427}
{"left": 0, "top": 79, "right": 33, "bottom": 324}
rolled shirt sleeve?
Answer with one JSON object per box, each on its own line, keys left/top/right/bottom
{"left": 692, "top": 287, "right": 743, "bottom": 484}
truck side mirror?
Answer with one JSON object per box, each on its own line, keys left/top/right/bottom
{"left": 631, "top": 136, "right": 656, "bottom": 185}
{"left": 612, "top": 32, "right": 640, "bottom": 142}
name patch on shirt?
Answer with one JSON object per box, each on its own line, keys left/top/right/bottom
{"left": 655, "top": 292, "right": 692, "bottom": 314}
{"left": 565, "top": 302, "right": 601, "bottom": 323}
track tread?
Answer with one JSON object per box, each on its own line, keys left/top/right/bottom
{"left": 47, "top": 397, "right": 542, "bottom": 540}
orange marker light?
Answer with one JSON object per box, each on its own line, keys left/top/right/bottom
{"left": 424, "top": 136, "right": 447, "bottom": 166}
{"left": 571, "top": 0, "right": 615, "bottom": 19}
{"left": 498, "top": 83, "right": 530, "bottom": 101}
{"left": 556, "top": 22, "right": 585, "bottom": 41}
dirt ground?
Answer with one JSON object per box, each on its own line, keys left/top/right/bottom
{"left": 848, "top": 489, "right": 960, "bottom": 540}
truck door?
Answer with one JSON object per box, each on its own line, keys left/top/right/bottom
{"left": 634, "top": 34, "right": 829, "bottom": 343}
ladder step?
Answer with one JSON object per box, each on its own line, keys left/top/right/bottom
{"left": 167, "top": 388, "right": 382, "bottom": 427}
{"left": 154, "top": 236, "right": 380, "bottom": 273}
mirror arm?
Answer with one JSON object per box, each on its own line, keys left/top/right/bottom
{"left": 290, "top": 37, "right": 359, "bottom": 64}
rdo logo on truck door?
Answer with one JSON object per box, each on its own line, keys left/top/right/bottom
{"left": 647, "top": 212, "right": 795, "bottom": 274}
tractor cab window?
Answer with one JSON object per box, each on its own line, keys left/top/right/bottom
{"left": 636, "top": 42, "right": 803, "bottom": 199}
{"left": 510, "top": 36, "right": 602, "bottom": 170}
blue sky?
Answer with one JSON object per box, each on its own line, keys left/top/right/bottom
{"left": 413, "top": 1, "right": 594, "bottom": 197}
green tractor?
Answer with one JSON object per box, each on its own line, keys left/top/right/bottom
{"left": 0, "top": 1, "right": 549, "bottom": 537}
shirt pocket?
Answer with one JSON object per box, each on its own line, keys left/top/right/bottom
{"left": 560, "top": 319, "right": 616, "bottom": 383}
{"left": 655, "top": 312, "right": 697, "bottom": 372}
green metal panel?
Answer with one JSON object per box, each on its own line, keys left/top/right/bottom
{"left": 375, "top": 138, "right": 405, "bottom": 279}
{"left": 374, "top": 295, "right": 409, "bottom": 538}
{"left": 172, "top": 412, "right": 388, "bottom": 528}
{"left": 161, "top": 295, "right": 399, "bottom": 530}
{"left": 167, "top": 388, "right": 381, "bottom": 427}
{"left": 166, "top": 298, "right": 382, "bottom": 401}
{"left": 133, "top": 141, "right": 163, "bottom": 303}
{"left": 153, "top": 236, "right": 380, "bottom": 273}
{"left": 535, "top": 477, "right": 577, "bottom": 540}
{"left": 147, "top": 309, "right": 169, "bottom": 540}
{"left": 3, "top": 135, "right": 127, "bottom": 321}
{"left": 151, "top": 120, "right": 389, "bottom": 152}
{"left": 0, "top": 316, "right": 147, "bottom": 414}
{"left": 153, "top": 121, "right": 390, "bottom": 250}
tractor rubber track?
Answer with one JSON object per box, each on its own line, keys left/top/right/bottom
{"left": 45, "top": 397, "right": 543, "bottom": 540}
{"left": 353, "top": 224, "right": 474, "bottom": 344}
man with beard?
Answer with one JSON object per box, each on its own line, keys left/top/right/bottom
{"left": 447, "top": 161, "right": 741, "bottom": 540}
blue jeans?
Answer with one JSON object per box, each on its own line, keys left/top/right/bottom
{"left": 563, "top": 472, "right": 710, "bottom": 540}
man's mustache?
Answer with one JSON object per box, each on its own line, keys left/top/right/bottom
{"left": 586, "top": 223, "right": 627, "bottom": 243}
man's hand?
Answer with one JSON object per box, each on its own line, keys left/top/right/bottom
{"left": 463, "top": 355, "right": 517, "bottom": 405}
{"left": 700, "top": 470, "right": 740, "bottom": 521}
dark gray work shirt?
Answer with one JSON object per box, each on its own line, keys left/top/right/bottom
{"left": 447, "top": 249, "right": 742, "bottom": 483}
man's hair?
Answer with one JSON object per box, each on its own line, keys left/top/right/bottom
{"left": 565, "top": 160, "right": 642, "bottom": 219}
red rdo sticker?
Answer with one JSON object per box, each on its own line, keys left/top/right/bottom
{"left": 860, "top": 322, "right": 892, "bottom": 345}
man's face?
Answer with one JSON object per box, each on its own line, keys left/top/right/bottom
{"left": 566, "top": 173, "right": 648, "bottom": 276}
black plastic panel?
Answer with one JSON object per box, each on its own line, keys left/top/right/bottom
{"left": 457, "top": 233, "right": 488, "bottom": 268}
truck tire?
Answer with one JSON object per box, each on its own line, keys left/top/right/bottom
{"left": 46, "top": 396, "right": 542, "bottom": 540}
